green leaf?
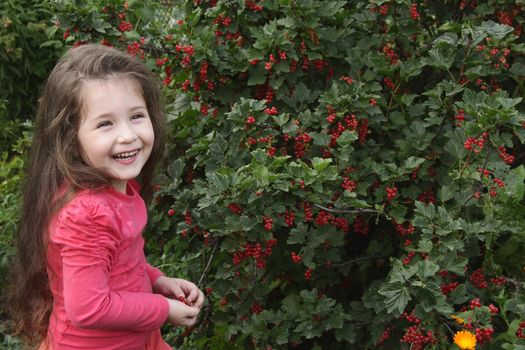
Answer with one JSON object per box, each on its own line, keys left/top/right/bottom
{"left": 417, "top": 260, "right": 440, "bottom": 279}
{"left": 450, "top": 284, "right": 468, "bottom": 304}
{"left": 438, "top": 185, "right": 455, "bottom": 202}
{"left": 310, "top": 132, "right": 332, "bottom": 146}
{"left": 426, "top": 47, "right": 455, "bottom": 70}
{"left": 334, "top": 322, "right": 356, "bottom": 343}
{"left": 311, "top": 157, "right": 332, "bottom": 172}
{"left": 403, "top": 156, "right": 425, "bottom": 171}
{"left": 443, "top": 256, "right": 468, "bottom": 276}
{"left": 379, "top": 282, "right": 411, "bottom": 314}
{"left": 482, "top": 20, "right": 514, "bottom": 39}
{"left": 505, "top": 165, "right": 525, "bottom": 201}
{"left": 281, "top": 294, "right": 301, "bottom": 318}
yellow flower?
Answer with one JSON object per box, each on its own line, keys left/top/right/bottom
{"left": 451, "top": 314, "right": 465, "bottom": 325}
{"left": 453, "top": 330, "right": 477, "bottom": 350}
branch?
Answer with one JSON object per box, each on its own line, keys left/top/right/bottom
{"left": 197, "top": 239, "right": 219, "bottom": 288}
{"left": 333, "top": 255, "right": 385, "bottom": 268}
{"left": 312, "top": 203, "right": 380, "bottom": 215}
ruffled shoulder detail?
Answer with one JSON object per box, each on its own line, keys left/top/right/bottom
{"left": 50, "top": 190, "right": 120, "bottom": 265}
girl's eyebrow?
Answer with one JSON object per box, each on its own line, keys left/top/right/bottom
{"left": 88, "top": 106, "right": 148, "bottom": 120}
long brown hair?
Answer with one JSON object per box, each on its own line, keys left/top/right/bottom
{"left": 7, "top": 44, "right": 166, "bottom": 345}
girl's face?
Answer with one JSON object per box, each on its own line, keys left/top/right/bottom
{"left": 77, "top": 77, "right": 155, "bottom": 193}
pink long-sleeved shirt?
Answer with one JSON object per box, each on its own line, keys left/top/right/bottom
{"left": 45, "top": 181, "right": 170, "bottom": 349}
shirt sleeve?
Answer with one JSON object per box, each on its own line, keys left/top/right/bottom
{"left": 146, "top": 264, "right": 165, "bottom": 286}
{"left": 53, "top": 197, "right": 169, "bottom": 331}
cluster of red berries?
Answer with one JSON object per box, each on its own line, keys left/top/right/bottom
{"left": 175, "top": 44, "right": 194, "bottom": 67}
{"left": 459, "top": 0, "right": 477, "bottom": 10}
{"left": 304, "top": 268, "right": 313, "bottom": 280}
{"left": 245, "top": 0, "right": 263, "bottom": 12}
{"left": 358, "top": 118, "right": 369, "bottom": 144}
{"left": 227, "top": 203, "right": 243, "bottom": 215}
{"left": 394, "top": 221, "right": 416, "bottom": 237}
{"left": 464, "top": 133, "right": 488, "bottom": 154}
{"left": 490, "top": 276, "right": 506, "bottom": 286}
{"left": 382, "top": 44, "right": 399, "bottom": 65}
{"left": 402, "top": 310, "right": 421, "bottom": 324}
{"left": 498, "top": 146, "right": 515, "bottom": 165}
{"left": 340, "top": 75, "right": 353, "bottom": 84}
{"left": 126, "top": 37, "right": 146, "bottom": 59}
{"left": 118, "top": 20, "right": 133, "bottom": 32}
{"left": 245, "top": 115, "right": 256, "bottom": 125}
{"left": 315, "top": 210, "right": 335, "bottom": 226}
{"left": 232, "top": 239, "right": 277, "bottom": 269}
{"left": 266, "top": 146, "right": 277, "bottom": 157}
{"left": 184, "top": 209, "right": 193, "bottom": 225}
{"left": 417, "top": 190, "right": 436, "bottom": 205}
{"left": 294, "top": 132, "right": 312, "bottom": 158}
{"left": 353, "top": 215, "right": 369, "bottom": 236}
{"left": 284, "top": 209, "right": 295, "bottom": 227}
{"left": 376, "top": 327, "right": 391, "bottom": 345}
{"left": 410, "top": 3, "right": 421, "bottom": 20}
{"left": 383, "top": 77, "right": 396, "bottom": 91}
{"left": 200, "top": 102, "right": 209, "bottom": 116}
{"left": 400, "top": 325, "right": 436, "bottom": 350}
{"left": 517, "top": 321, "right": 525, "bottom": 339}
{"left": 370, "top": 3, "right": 389, "bottom": 15}
{"left": 341, "top": 177, "right": 357, "bottom": 192}
{"left": 163, "top": 66, "right": 173, "bottom": 86}
{"left": 475, "top": 45, "right": 508, "bottom": 70}
{"left": 263, "top": 216, "right": 273, "bottom": 231}
{"left": 250, "top": 302, "right": 264, "bottom": 314}
{"left": 334, "top": 217, "right": 350, "bottom": 233}
{"left": 454, "top": 109, "right": 465, "bottom": 127}
{"left": 313, "top": 59, "right": 329, "bottom": 72}
{"left": 399, "top": 311, "right": 437, "bottom": 350}
{"left": 386, "top": 186, "right": 398, "bottom": 202}
{"left": 488, "top": 304, "right": 499, "bottom": 314}
{"left": 156, "top": 57, "right": 169, "bottom": 67}
{"left": 441, "top": 281, "right": 460, "bottom": 295}
{"left": 303, "top": 202, "right": 314, "bottom": 222}
{"left": 403, "top": 251, "right": 416, "bottom": 265}
{"left": 493, "top": 178, "right": 505, "bottom": 188}
{"left": 328, "top": 114, "right": 359, "bottom": 148}
{"left": 263, "top": 106, "right": 278, "bottom": 116}
{"left": 469, "top": 268, "right": 488, "bottom": 289}
{"left": 291, "top": 252, "right": 302, "bottom": 263}
{"left": 475, "top": 327, "right": 494, "bottom": 345}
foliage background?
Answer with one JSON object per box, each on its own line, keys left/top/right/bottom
{"left": 1, "top": 0, "right": 525, "bottom": 349}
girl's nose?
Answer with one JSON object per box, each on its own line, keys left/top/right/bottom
{"left": 116, "top": 123, "right": 138, "bottom": 143}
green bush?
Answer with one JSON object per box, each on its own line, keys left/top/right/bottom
{"left": 8, "top": 0, "right": 525, "bottom": 349}
{"left": 0, "top": 0, "right": 63, "bottom": 124}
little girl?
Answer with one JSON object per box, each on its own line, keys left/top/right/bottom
{"left": 7, "top": 44, "right": 204, "bottom": 349}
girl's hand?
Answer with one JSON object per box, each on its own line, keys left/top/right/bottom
{"left": 153, "top": 276, "right": 205, "bottom": 310}
{"left": 165, "top": 298, "right": 200, "bottom": 327}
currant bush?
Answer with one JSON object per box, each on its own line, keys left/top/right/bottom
{"left": 39, "top": 0, "right": 525, "bottom": 348}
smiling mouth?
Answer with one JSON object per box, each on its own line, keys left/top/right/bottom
{"left": 112, "top": 150, "right": 139, "bottom": 161}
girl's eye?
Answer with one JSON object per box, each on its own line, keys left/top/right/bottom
{"left": 97, "top": 120, "right": 112, "bottom": 128}
{"left": 131, "top": 114, "right": 145, "bottom": 120}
